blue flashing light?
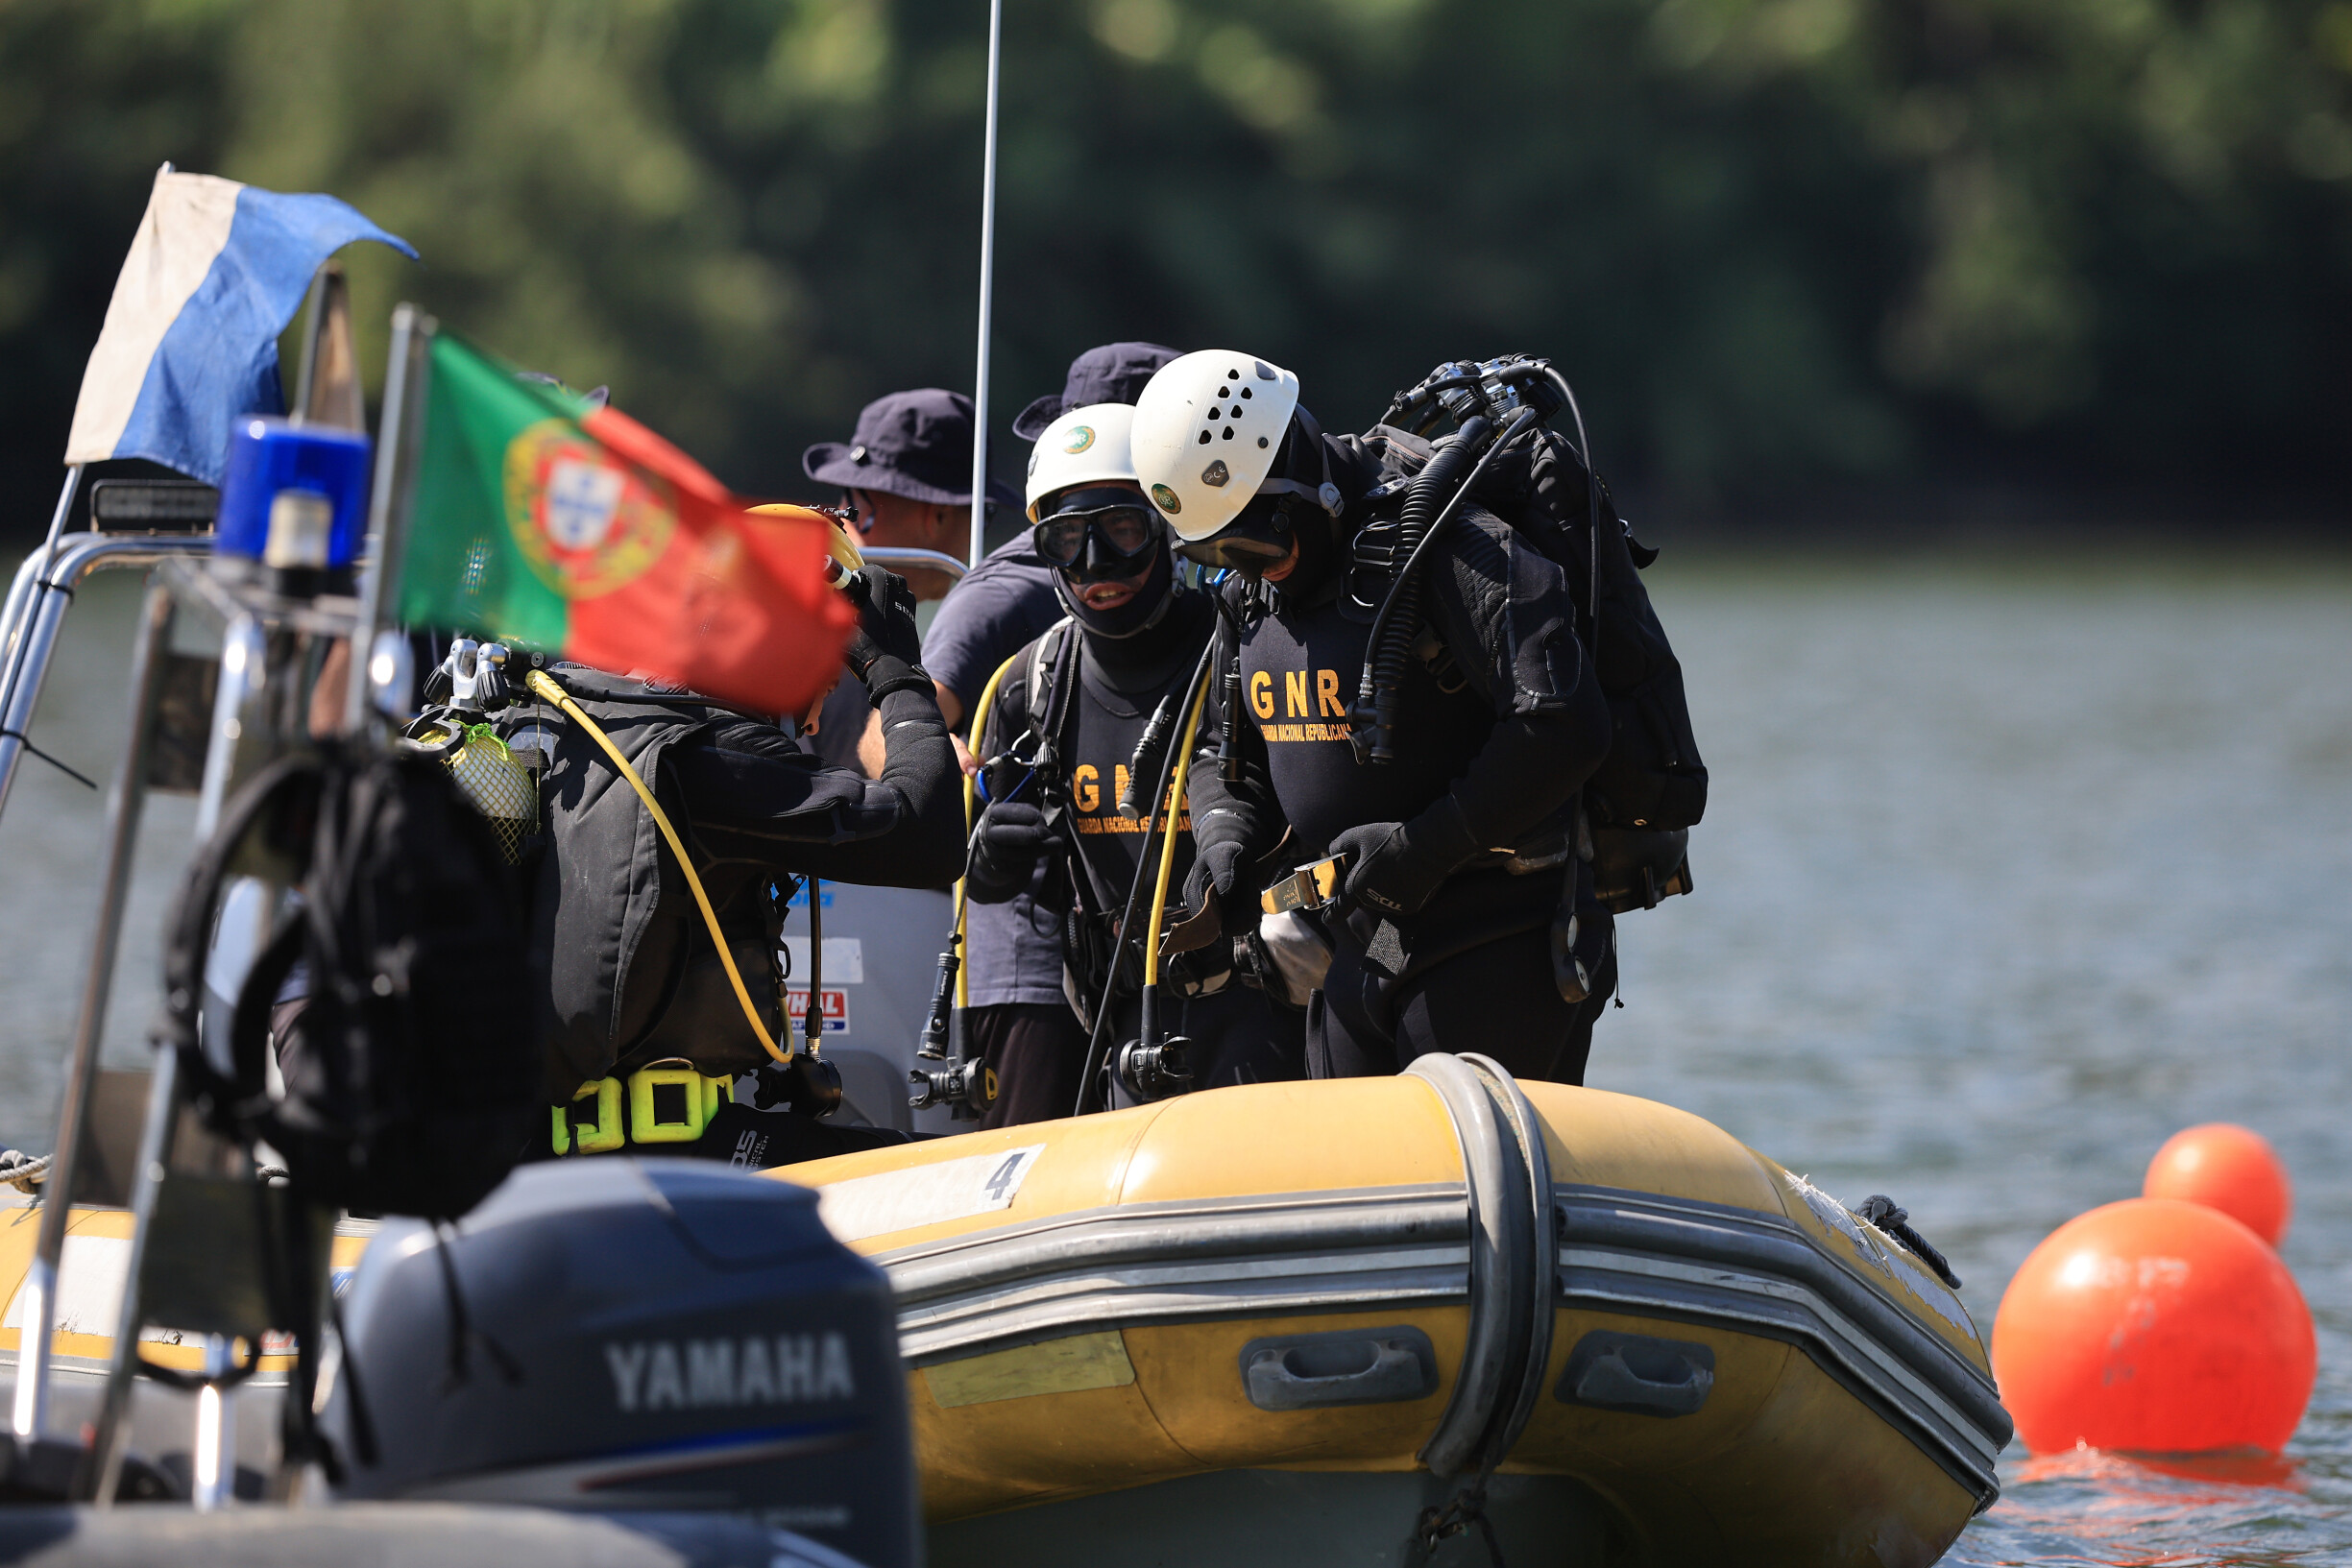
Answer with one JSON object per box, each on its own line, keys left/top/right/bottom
{"left": 215, "top": 417, "right": 372, "bottom": 571}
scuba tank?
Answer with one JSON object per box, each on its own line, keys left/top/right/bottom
{"left": 1362, "top": 355, "right": 1708, "bottom": 911}
{"left": 1350, "top": 357, "right": 1564, "bottom": 763}
{"left": 405, "top": 639, "right": 536, "bottom": 863}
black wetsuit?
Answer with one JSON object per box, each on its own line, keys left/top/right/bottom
{"left": 974, "top": 591, "right": 1303, "bottom": 1106}
{"left": 505, "top": 664, "right": 963, "bottom": 1098}
{"left": 1188, "top": 433, "right": 1617, "bottom": 1084}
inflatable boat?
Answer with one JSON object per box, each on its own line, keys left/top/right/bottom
{"left": 0, "top": 1056, "right": 2009, "bottom": 1566}
{"left": 775, "top": 1054, "right": 2011, "bottom": 1567}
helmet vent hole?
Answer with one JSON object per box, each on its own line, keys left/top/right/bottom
{"left": 1217, "top": 386, "right": 1230, "bottom": 398}
{"left": 1226, "top": 369, "right": 1241, "bottom": 379}
{"left": 1223, "top": 427, "right": 1235, "bottom": 440}
{"left": 1241, "top": 387, "right": 1253, "bottom": 398}
{"left": 1207, "top": 409, "right": 1220, "bottom": 421}
{"left": 1198, "top": 431, "right": 1212, "bottom": 445}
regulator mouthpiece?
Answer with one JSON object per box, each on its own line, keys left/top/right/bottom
{"left": 752, "top": 1054, "right": 842, "bottom": 1120}
{"left": 908, "top": 1057, "right": 990, "bottom": 1121}
{"left": 1116, "top": 1035, "right": 1193, "bottom": 1102}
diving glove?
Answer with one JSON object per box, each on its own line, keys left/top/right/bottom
{"left": 843, "top": 565, "right": 930, "bottom": 700}
{"left": 1164, "top": 937, "right": 1232, "bottom": 1000}
{"left": 1179, "top": 837, "right": 1249, "bottom": 929}
{"left": 966, "top": 800, "right": 1063, "bottom": 904}
{"left": 1329, "top": 798, "right": 1483, "bottom": 919}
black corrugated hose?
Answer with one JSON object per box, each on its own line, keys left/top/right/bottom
{"left": 1349, "top": 415, "right": 1491, "bottom": 763}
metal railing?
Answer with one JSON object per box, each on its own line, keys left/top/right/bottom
{"left": 0, "top": 534, "right": 215, "bottom": 827}
{"left": 856, "top": 544, "right": 968, "bottom": 585}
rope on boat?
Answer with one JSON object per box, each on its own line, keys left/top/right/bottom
{"left": 1858, "top": 1194, "right": 1964, "bottom": 1290}
{"left": 0, "top": 1149, "right": 281, "bottom": 1196}
{"left": 0, "top": 730, "right": 96, "bottom": 790}
{"left": 1414, "top": 1482, "right": 1507, "bottom": 1567}
{"left": 0, "top": 1149, "right": 52, "bottom": 1194}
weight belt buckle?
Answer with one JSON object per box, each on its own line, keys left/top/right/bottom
{"left": 1261, "top": 854, "right": 1346, "bottom": 916}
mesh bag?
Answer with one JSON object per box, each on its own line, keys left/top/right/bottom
{"left": 444, "top": 723, "right": 536, "bottom": 864}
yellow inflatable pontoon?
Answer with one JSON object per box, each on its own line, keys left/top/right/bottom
{"left": 778, "top": 1053, "right": 2010, "bottom": 1568}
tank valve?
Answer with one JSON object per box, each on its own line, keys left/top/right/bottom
{"left": 909, "top": 1057, "right": 989, "bottom": 1121}
{"left": 1116, "top": 1035, "right": 1194, "bottom": 1102}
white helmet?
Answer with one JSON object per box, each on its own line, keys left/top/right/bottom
{"left": 1024, "top": 403, "right": 1138, "bottom": 521}
{"left": 1131, "top": 350, "right": 1334, "bottom": 543}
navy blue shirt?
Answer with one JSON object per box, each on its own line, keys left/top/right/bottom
{"left": 925, "top": 534, "right": 1067, "bottom": 712}
{"left": 808, "top": 534, "right": 1063, "bottom": 772}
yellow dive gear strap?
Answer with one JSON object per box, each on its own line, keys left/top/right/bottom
{"left": 954, "top": 650, "right": 1023, "bottom": 1011}
{"left": 1141, "top": 675, "right": 1211, "bottom": 989}
{"left": 523, "top": 666, "right": 790, "bottom": 1064}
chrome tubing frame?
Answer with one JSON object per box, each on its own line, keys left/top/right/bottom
{"left": 0, "top": 533, "right": 939, "bottom": 834}
{"left": 0, "top": 470, "right": 87, "bottom": 777}
{"left": 12, "top": 580, "right": 177, "bottom": 1442}
{"left": 0, "top": 534, "right": 214, "bottom": 829}
{"left": 0, "top": 473, "right": 75, "bottom": 677}
{"left": 858, "top": 545, "right": 969, "bottom": 586}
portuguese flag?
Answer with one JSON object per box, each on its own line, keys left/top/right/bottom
{"left": 397, "top": 331, "right": 854, "bottom": 715}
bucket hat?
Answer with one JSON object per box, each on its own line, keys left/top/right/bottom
{"left": 803, "top": 388, "right": 1019, "bottom": 508}
{"left": 1010, "top": 342, "right": 1182, "bottom": 442}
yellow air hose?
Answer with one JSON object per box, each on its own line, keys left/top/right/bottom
{"left": 954, "top": 651, "right": 1023, "bottom": 1011}
{"left": 522, "top": 667, "right": 789, "bottom": 1064}
{"left": 1142, "top": 673, "right": 1212, "bottom": 991}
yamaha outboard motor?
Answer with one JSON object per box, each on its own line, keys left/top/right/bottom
{"left": 325, "top": 1160, "right": 915, "bottom": 1568}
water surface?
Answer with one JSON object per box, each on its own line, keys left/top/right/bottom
{"left": 1600, "top": 550, "right": 2352, "bottom": 1565}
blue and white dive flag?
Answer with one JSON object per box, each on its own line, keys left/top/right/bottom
{"left": 63, "top": 169, "right": 416, "bottom": 485}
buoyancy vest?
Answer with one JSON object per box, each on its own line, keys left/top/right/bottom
{"left": 1335, "top": 423, "right": 1705, "bottom": 909}
{"left": 1026, "top": 594, "right": 1211, "bottom": 905}
{"left": 992, "top": 604, "right": 1302, "bottom": 1078}
{"left": 1473, "top": 429, "right": 1708, "bottom": 834}
{"left": 502, "top": 666, "right": 865, "bottom": 1094}
{"left": 984, "top": 592, "right": 1218, "bottom": 1009}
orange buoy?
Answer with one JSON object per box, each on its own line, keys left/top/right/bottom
{"left": 1993, "top": 1197, "right": 2315, "bottom": 1455}
{"left": 2144, "top": 1122, "right": 2292, "bottom": 1246}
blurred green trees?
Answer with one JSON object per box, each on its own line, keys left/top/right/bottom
{"left": 2, "top": 0, "right": 2345, "bottom": 517}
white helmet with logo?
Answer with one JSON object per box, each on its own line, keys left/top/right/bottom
{"left": 1024, "top": 403, "right": 1139, "bottom": 521}
{"left": 1131, "top": 350, "right": 1333, "bottom": 543}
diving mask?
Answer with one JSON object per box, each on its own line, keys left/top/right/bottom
{"left": 1032, "top": 487, "right": 1162, "bottom": 579}
{"left": 1173, "top": 491, "right": 1308, "bottom": 576}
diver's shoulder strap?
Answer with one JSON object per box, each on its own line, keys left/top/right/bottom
{"left": 1028, "top": 616, "right": 1082, "bottom": 760}
{"left": 1024, "top": 616, "right": 1074, "bottom": 722}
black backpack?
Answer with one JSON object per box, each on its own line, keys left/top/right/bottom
{"left": 1354, "top": 417, "right": 1706, "bottom": 911}
{"left": 1486, "top": 428, "right": 1708, "bottom": 834}
{"left": 157, "top": 746, "right": 540, "bottom": 1219}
